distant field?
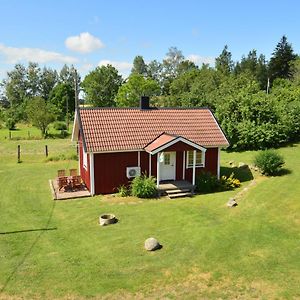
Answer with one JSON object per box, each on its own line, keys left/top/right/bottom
{"left": 0, "top": 125, "right": 299, "bottom": 299}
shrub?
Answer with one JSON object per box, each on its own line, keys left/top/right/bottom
{"left": 131, "top": 174, "right": 157, "bottom": 198}
{"left": 196, "top": 171, "right": 241, "bottom": 193}
{"left": 53, "top": 121, "right": 67, "bottom": 131}
{"left": 5, "top": 118, "right": 16, "bottom": 130}
{"left": 195, "top": 172, "right": 219, "bottom": 193}
{"left": 117, "top": 185, "right": 130, "bottom": 197}
{"left": 220, "top": 173, "right": 241, "bottom": 190}
{"left": 254, "top": 150, "right": 284, "bottom": 175}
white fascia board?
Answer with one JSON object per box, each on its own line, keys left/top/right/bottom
{"left": 150, "top": 137, "right": 206, "bottom": 155}
{"left": 71, "top": 111, "right": 78, "bottom": 142}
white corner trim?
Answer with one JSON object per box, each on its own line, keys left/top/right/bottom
{"left": 89, "top": 152, "right": 95, "bottom": 196}
{"left": 192, "top": 150, "right": 196, "bottom": 186}
{"left": 217, "top": 147, "right": 221, "bottom": 180}
{"left": 156, "top": 153, "right": 160, "bottom": 187}
{"left": 182, "top": 151, "right": 185, "bottom": 180}
{"left": 138, "top": 151, "right": 141, "bottom": 167}
{"left": 149, "top": 153, "right": 152, "bottom": 177}
{"left": 83, "top": 147, "right": 88, "bottom": 170}
{"left": 150, "top": 137, "right": 206, "bottom": 155}
{"left": 71, "top": 111, "right": 78, "bottom": 142}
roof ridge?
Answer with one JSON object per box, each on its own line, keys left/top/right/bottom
{"left": 79, "top": 106, "right": 212, "bottom": 111}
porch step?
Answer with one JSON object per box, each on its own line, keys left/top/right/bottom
{"left": 168, "top": 192, "right": 193, "bottom": 199}
{"left": 166, "top": 188, "right": 191, "bottom": 194}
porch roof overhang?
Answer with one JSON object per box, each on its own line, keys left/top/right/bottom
{"left": 144, "top": 132, "right": 207, "bottom": 155}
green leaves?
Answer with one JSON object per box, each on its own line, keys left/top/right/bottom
{"left": 81, "top": 65, "right": 123, "bottom": 107}
{"left": 254, "top": 150, "right": 285, "bottom": 176}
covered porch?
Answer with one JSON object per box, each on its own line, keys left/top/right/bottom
{"left": 144, "top": 133, "right": 206, "bottom": 189}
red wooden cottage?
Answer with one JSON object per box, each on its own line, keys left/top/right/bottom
{"left": 72, "top": 97, "right": 229, "bottom": 195}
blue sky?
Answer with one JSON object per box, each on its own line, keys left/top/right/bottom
{"left": 0, "top": 0, "right": 299, "bottom": 79}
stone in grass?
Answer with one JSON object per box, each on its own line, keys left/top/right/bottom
{"left": 144, "top": 237, "right": 162, "bottom": 251}
{"left": 227, "top": 198, "right": 238, "bottom": 208}
{"left": 238, "top": 162, "right": 248, "bottom": 168}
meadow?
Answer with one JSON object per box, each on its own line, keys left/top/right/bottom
{"left": 0, "top": 124, "right": 299, "bottom": 299}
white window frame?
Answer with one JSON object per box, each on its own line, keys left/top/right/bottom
{"left": 186, "top": 150, "right": 205, "bottom": 168}
{"left": 83, "top": 148, "right": 88, "bottom": 170}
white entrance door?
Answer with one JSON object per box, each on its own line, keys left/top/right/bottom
{"left": 160, "top": 152, "right": 176, "bottom": 181}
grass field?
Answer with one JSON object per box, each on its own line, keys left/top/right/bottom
{"left": 0, "top": 125, "right": 299, "bottom": 299}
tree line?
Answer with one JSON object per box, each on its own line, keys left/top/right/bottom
{"left": 0, "top": 35, "right": 300, "bottom": 149}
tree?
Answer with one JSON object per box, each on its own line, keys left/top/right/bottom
{"left": 81, "top": 65, "right": 122, "bottom": 107}
{"left": 40, "top": 67, "right": 58, "bottom": 100}
{"left": 59, "top": 64, "right": 80, "bottom": 88}
{"left": 163, "top": 47, "right": 185, "bottom": 79}
{"left": 26, "top": 62, "right": 41, "bottom": 97}
{"left": 26, "top": 97, "right": 57, "bottom": 138}
{"left": 49, "top": 83, "right": 75, "bottom": 120}
{"left": 234, "top": 50, "right": 268, "bottom": 90}
{"left": 215, "top": 45, "right": 233, "bottom": 75}
{"left": 3, "top": 64, "right": 27, "bottom": 107}
{"left": 161, "top": 47, "right": 185, "bottom": 94}
{"left": 131, "top": 55, "right": 147, "bottom": 76}
{"left": 269, "top": 35, "right": 297, "bottom": 83}
{"left": 176, "top": 60, "right": 198, "bottom": 75}
{"left": 116, "top": 73, "right": 160, "bottom": 107}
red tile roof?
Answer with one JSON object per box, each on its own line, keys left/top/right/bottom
{"left": 77, "top": 108, "right": 229, "bottom": 152}
{"left": 144, "top": 133, "right": 177, "bottom": 153}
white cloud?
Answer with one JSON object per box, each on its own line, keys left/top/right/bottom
{"left": 99, "top": 59, "right": 132, "bottom": 71}
{"left": 187, "top": 54, "right": 215, "bottom": 66}
{"left": 65, "top": 32, "right": 104, "bottom": 53}
{"left": 0, "top": 43, "right": 78, "bottom": 64}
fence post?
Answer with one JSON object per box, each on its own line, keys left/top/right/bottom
{"left": 45, "top": 145, "right": 48, "bottom": 157}
{"left": 17, "top": 145, "right": 21, "bottom": 163}
{"left": 9, "top": 131, "right": 11, "bottom": 140}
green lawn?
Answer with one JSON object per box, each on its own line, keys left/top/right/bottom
{"left": 0, "top": 127, "right": 299, "bottom": 299}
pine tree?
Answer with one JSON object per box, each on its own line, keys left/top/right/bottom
{"left": 215, "top": 45, "right": 233, "bottom": 75}
{"left": 269, "top": 35, "right": 297, "bottom": 83}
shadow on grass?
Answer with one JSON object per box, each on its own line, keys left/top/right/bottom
{"left": 0, "top": 227, "right": 57, "bottom": 235}
{"left": 47, "top": 132, "right": 71, "bottom": 139}
{"left": 220, "top": 166, "right": 254, "bottom": 182}
{"left": 275, "top": 168, "right": 292, "bottom": 177}
{"left": 0, "top": 201, "right": 56, "bottom": 293}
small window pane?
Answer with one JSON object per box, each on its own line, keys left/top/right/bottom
{"left": 164, "top": 153, "right": 170, "bottom": 165}
{"left": 187, "top": 151, "right": 203, "bottom": 167}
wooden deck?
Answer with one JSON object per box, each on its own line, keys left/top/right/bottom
{"left": 158, "top": 180, "right": 195, "bottom": 196}
{"left": 49, "top": 179, "right": 91, "bottom": 200}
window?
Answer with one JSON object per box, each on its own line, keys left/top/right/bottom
{"left": 186, "top": 151, "right": 204, "bottom": 168}
{"left": 83, "top": 148, "right": 87, "bottom": 170}
{"left": 164, "top": 153, "right": 170, "bottom": 165}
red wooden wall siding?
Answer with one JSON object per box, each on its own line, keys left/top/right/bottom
{"left": 87, "top": 147, "right": 218, "bottom": 195}
{"left": 94, "top": 151, "right": 138, "bottom": 194}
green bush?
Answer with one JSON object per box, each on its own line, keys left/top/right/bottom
{"left": 5, "top": 118, "right": 16, "bottom": 130}
{"left": 195, "top": 172, "right": 219, "bottom": 193}
{"left": 116, "top": 185, "right": 130, "bottom": 197}
{"left": 53, "top": 121, "right": 67, "bottom": 131}
{"left": 196, "top": 171, "right": 241, "bottom": 193}
{"left": 131, "top": 174, "right": 157, "bottom": 198}
{"left": 254, "top": 150, "right": 285, "bottom": 175}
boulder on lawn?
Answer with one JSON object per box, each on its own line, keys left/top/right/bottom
{"left": 144, "top": 237, "right": 161, "bottom": 251}
{"left": 227, "top": 198, "right": 238, "bottom": 208}
{"left": 238, "top": 162, "right": 248, "bottom": 168}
